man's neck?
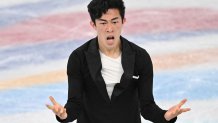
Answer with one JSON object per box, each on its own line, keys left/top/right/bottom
{"left": 99, "top": 45, "right": 121, "bottom": 59}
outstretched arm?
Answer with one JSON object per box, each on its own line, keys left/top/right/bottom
{"left": 138, "top": 50, "right": 172, "bottom": 122}
{"left": 138, "top": 50, "right": 189, "bottom": 123}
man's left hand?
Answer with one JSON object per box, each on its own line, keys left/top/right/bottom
{"left": 164, "top": 99, "right": 191, "bottom": 121}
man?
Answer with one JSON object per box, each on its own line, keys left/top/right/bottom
{"left": 46, "top": 0, "right": 190, "bottom": 123}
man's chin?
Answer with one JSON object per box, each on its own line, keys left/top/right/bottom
{"left": 105, "top": 44, "right": 116, "bottom": 50}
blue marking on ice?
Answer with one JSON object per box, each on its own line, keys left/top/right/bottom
{"left": 0, "top": 82, "right": 67, "bottom": 116}
{"left": 154, "top": 67, "right": 218, "bottom": 100}
{"left": 0, "top": 40, "right": 84, "bottom": 70}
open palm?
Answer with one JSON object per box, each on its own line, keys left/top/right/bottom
{"left": 164, "top": 99, "right": 191, "bottom": 121}
{"left": 46, "top": 96, "right": 68, "bottom": 120}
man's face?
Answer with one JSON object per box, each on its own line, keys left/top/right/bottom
{"left": 91, "top": 9, "right": 126, "bottom": 51}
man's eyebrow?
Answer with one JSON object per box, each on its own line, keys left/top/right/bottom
{"left": 97, "top": 17, "right": 119, "bottom": 22}
{"left": 97, "top": 18, "right": 107, "bottom": 22}
{"left": 111, "top": 17, "right": 119, "bottom": 21}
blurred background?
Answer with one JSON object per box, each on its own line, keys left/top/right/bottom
{"left": 0, "top": 0, "right": 218, "bottom": 122}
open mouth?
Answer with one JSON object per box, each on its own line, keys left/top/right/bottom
{"left": 107, "top": 36, "right": 115, "bottom": 40}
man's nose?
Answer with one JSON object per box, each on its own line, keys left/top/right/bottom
{"left": 106, "top": 23, "right": 114, "bottom": 32}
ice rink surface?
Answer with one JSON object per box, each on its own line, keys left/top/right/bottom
{"left": 0, "top": 0, "right": 218, "bottom": 123}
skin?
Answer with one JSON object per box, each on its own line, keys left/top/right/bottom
{"left": 90, "top": 9, "right": 126, "bottom": 58}
{"left": 46, "top": 96, "right": 67, "bottom": 120}
{"left": 46, "top": 8, "right": 191, "bottom": 121}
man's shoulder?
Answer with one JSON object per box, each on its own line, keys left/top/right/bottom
{"left": 122, "top": 37, "right": 152, "bottom": 69}
{"left": 122, "top": 37, "right": 149, "bottom": 56}
{"left": 67, "top": 38, "right": 95, "bottom": 62}
{"left": 70, "top": 38, "right": 95, "bottom": 55}
{"left": 76, "top": 38, "right": 94, "bottom": 52}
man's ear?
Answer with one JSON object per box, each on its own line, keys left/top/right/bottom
{"left": 122, "top": 18, "right": 126, "bottom": 24}
{"left": 90, "top": 21, "right": 96, "bottom": 30}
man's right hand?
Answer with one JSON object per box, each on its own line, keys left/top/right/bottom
{"left": 46, "top": 96, "right": 68, "bottom": 120}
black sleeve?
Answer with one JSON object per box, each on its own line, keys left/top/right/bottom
{"left": 138, "top": 50, "right": 177, "bottom": 123}
{"left": 56, "top": 51, "right": 83, "bottom": 123}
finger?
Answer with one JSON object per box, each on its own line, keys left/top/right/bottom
{"left": 49, "top": 96, "right": 57, "bottom": 105}
{"left": 53, "top": 105, "right": 59, "bottom": 114}
{"left": 178, "top": 99, "right": 187, "bottom": 108}
{"left": 180, "top": 108, "right": 191, "bottom": 113}
{"left": 46, "top": 104, "right": 53, "bottom": 110}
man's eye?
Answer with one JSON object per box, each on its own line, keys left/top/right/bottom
{"left": 112, "top": 21, "right": 118, "bottom": 24}
{"left": 100, "top": 23, "right": 106, "bottom": 25}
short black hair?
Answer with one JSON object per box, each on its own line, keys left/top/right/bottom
{"left": 87, "top": 0, "right": 125, "bottom": 24}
